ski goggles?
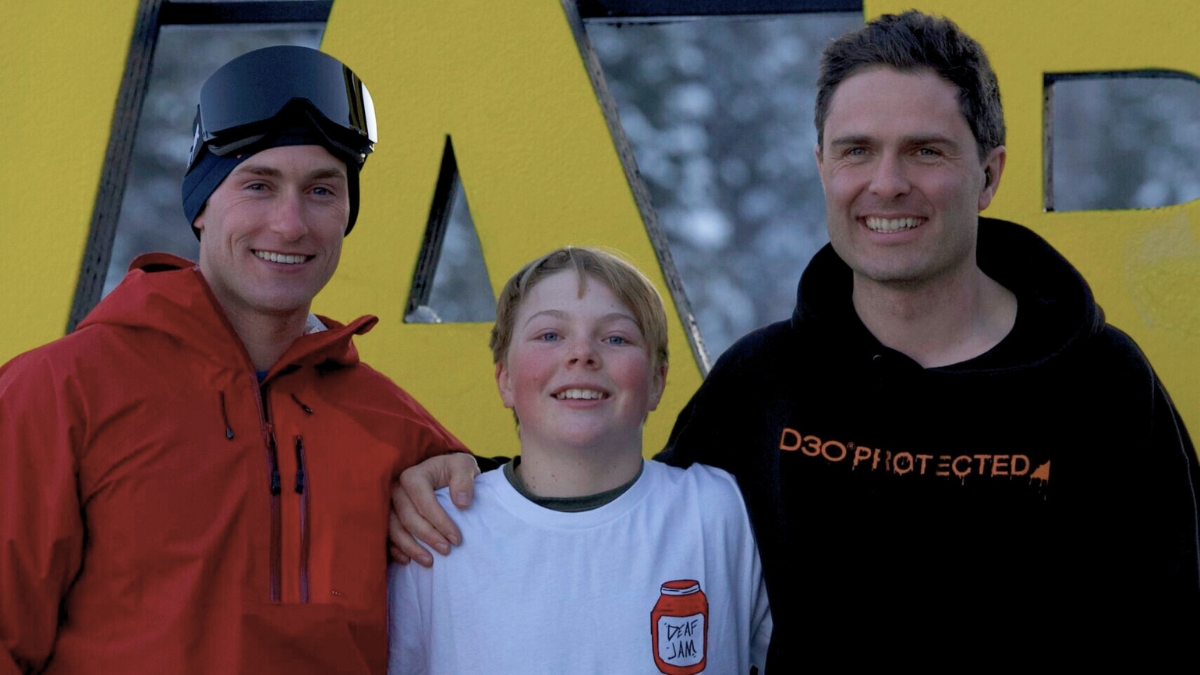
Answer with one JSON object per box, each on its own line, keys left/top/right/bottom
{"left": 186, "top": 45, "right": 377, "bottom": 171}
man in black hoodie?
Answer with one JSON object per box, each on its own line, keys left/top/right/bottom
{"left": 391, "top": 8, "right": 1200, "bottom": 661}
{"left": 657, "top": 9, "right": 1200, "bottom": 657}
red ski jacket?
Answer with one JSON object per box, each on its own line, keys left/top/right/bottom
{"left": 1, "top": 254, "right": 466, "bottom": 674}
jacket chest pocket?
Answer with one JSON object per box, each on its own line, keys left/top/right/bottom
{"left": 297, "top": 435, "right": 396, "bottom": 609}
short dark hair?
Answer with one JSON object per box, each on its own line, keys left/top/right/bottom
{"left": 815, "top": 10, "right": 1005, "bottom": 161}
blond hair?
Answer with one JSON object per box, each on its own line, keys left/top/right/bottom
{"left": 490, "top": 247, "right": 669, "bottom": 369}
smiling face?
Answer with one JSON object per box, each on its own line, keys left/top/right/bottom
{"left": 496, "top": 271, "right": 667, "bottom": 456}
{"left": 194, "top": 144, "right": 350, "bottom": 325}
{"left": 817, "top": 67, "right": 1005, "bottom": 289}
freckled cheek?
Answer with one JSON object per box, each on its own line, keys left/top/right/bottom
{"left": 611, "top": 356, "right": 655, "bottom": 399}
{"left": 507, "top": 364, "right": 555, "bottom": 424}
{"left": 507, "top": 352, "right": 556, "bottom": 398}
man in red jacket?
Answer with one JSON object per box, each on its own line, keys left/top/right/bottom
{"left": 0, "top": 46, "right": 468, "bottom": 675}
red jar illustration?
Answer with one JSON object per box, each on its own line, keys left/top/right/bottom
{"left": 650, "top": 579, "right": 708, "bottom": 675}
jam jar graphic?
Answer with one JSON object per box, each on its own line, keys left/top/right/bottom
{"left": 651, "top": 579, "right": 708, "bottom": 675}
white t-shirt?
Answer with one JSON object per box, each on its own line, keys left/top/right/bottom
{"left": 388, "top": 460, "right": 772, "bottom": 674}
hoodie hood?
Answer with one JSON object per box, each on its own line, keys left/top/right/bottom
{"left": 78, "top": 252, "right": 376, "bottom": 381}
{"left": 792, "top": 217, "right": 1106, "bottom": 373}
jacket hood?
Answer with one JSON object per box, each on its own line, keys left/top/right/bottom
{"left": 78, "top": 252, "right": 376, "bottom": 380}
{"left": 792, "top": 217, "right": 1106, "bottom": 372}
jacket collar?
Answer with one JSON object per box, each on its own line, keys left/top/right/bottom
{"left": 78, "top": 253, "right": 376, "bottom": 381}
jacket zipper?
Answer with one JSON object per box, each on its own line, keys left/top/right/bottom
{"left": 262, "top": 385, "right": 282, "bottom": 603}
{"left": 294, "top": 435, "right": 310, "bottom": 603}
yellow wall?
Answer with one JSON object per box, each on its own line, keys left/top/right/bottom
{"left": 870, "top": 0, "right": 1200, "bottom": 438}
{"left": 0, "top": 0, "right": 139, "bottom": 355}
{"left": 3, "top": 1, "right": 1197, "bottom": 453}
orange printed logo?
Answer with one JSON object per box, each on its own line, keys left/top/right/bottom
{"left": 651, "top": 580, "right": 708, "bottom": 675}
{"left": 779, "top": 427, "right": 1050, "bottom": 487}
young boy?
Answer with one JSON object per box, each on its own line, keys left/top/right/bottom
{"left": 388, "top": 248, "right": 771, "bottom": 674}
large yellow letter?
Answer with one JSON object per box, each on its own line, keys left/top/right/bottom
{"left": 0, "top": 1, "right": 139, "bottom": 358}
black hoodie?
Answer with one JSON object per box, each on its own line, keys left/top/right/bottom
{"left": 660, "top": 218, "right": 1200, "bottom": 657}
